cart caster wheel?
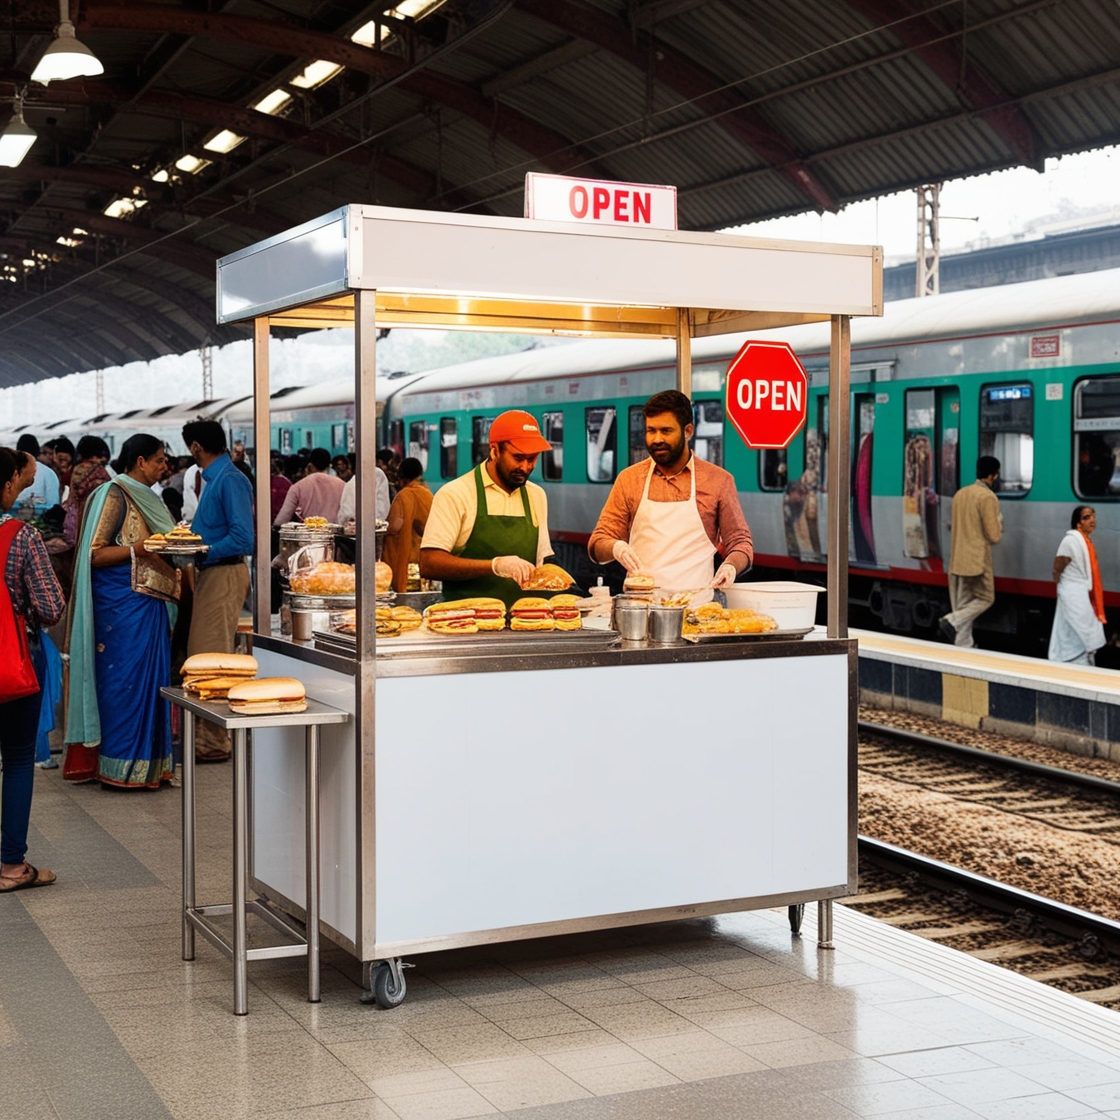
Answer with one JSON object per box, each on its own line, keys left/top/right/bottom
{"left": 788, "top": 903, "right": 805, "bottom": 935}
{"left": 372, "top": 961, "right": 407, "bottom": 1009}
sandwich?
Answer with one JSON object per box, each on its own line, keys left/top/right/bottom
{"left": 510, "top": 597, "right": 555, "bottom": 632}
{"left": 376, "top": 618, "right": 402, "bottom": 637}
{"left": 521, "top": 563, "right": 574, "bottom": 591}
{"left": 227, "top": 677, "right": 307, "bottom": 715}
{"left": 623, "top": 572, "right": 656, "bottom": 594}
{"left": 423, "top": 598, "right": 506, "bottom": 634}
{"left": 390, "top": 605, "right": 423, "bottom": 631}
{"left": 166, "top": 524, "right": 203, "bottom": 545}
{"left": 181, "top": 653, "right": 258, "bottom": 693}
{"left": 187, "top": 677, "right": 250, "bottom": 701}
{"left": 289, "top": 561, "right": 355, "bottom": 596}
{"left": 375, "top": 561, "right": 393, "bottom": 594}
{"left": 302, "top": 516, "right": 330, "bottom": 530}
{"left": 549, "top": 593, "right": 582, "bottom": 632}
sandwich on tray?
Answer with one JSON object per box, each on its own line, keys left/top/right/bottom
{"left": 424, "top": 598, "right": 506, "bottom": 634}
{"left": 510, "top": 597, "right": 555, "bottom": 632}
{"left": 227, "top": 677, "right": 307, "bottom": 715}
{"left": 549, "top": 594, "right": 582, "bottom": 632}
{"left": 520, "top": 563, "right": 574, "bottom": 591}
{"left": 181, "top": 653, "right": 258, "bottom": 695}
{"left": 623, "top": 572, "right": 656, "bottom": 594}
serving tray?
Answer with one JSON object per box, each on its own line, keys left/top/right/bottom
{"left": 681, "top": 626, "right": 815, "bottom": 643}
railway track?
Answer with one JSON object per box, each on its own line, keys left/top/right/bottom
{"left": 851, "top": 720, "right": 1120, "bottom": 1007}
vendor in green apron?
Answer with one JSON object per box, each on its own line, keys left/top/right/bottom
{"left": 419, "top": 410, "right": 556, "bottom": 610}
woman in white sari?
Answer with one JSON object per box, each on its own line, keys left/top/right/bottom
{"left": 1049, "top": 506, "right": 1107, "bottom": 665}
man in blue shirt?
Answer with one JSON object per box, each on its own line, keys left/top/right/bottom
{"left": 15, "top": 434, "right": 60, "bottom": 518}
{"left": 182, "top": 420, "right": 254, "bottom": 763}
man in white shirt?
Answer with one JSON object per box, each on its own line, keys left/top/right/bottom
{"left": 182, "top": 462, "right": 205, "bottom": 522}
{"left": 338, "top": 466, "right": 391, "bottom": 524}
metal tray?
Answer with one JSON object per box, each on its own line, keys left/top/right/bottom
{"left": 681, "top": 626, "right": 815, "bottom": 643}
{"left": 314, "top": 626, "right": 622, "bottom": 659}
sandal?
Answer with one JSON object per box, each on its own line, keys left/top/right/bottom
{"left": 0, "top": 863, "right": 57, "bottom": 892}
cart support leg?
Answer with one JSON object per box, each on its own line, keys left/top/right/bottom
{"left": 182, "top": 710, "right": 196, "bottom": 962}
{"left": 306, "top": 724, "right": 321, "bottom": 1003}
{"left": 817, "top": 899, "right": 834, "bottom": 950}
{"left": 233, "top": 727, "right": 249, "bottom": 1015}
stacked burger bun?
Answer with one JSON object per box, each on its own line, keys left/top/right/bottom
{"left": 549, "top": 594, "right": 582, "bottom": 632}
{"left": 181, "top": 653, "right": 259, "bottom": 700}
{"left": 623, "top": 572, "right": 656, "bottom": 596}
{"left": 520, "top": 563, "right": 574, "bottom": 591}
{"left": 424, "top": 598, "right": 506, "bottom": 634}
{"left": 510, "top": 597, "right": 555, "bottom": 631}
{"left": 374, "top": 604, "right": 423, "bottom": 637}
{"left": 227, "top": 677, "right": 307, "bottom": 715}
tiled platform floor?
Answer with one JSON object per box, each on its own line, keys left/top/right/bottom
{"left": 4, "top": 762, "right": 1120, "bottom": 1120}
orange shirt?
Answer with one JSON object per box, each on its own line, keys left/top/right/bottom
{"left": 589, "top": 456, "right": 753, "bottom": 570}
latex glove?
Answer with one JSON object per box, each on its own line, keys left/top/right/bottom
{"left": 492, "top": 555, "right": 535, "bottom": 584}
{"left": 611, "top": 539, "right": 642, "bottom": 572}
{"left": 710, "top": 562, "right": 738, "bottom": 589}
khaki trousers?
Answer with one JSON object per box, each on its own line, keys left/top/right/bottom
{"left": 187, "top": 562, "right": 250, "bottom": 757}
{"left": 945, "top": 570, "right": 995, "bottom": 648}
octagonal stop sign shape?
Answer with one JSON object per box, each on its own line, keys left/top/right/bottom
{"left": 724, "top": 340, "right": 809, "bottom": 450}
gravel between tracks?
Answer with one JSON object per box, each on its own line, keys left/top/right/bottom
{"left": 858, "top": 705, "right": 1120, "bottom": 922}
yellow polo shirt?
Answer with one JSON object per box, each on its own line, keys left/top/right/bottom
{"left": 420, "top": 465, "right": 552, "bottom": 565}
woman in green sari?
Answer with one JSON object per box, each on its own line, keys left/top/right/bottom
{"left": 64, "top": 434, "right": 179, "bottom": 788}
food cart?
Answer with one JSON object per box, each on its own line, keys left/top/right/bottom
{"left": 215, "top": 205, "right": 881, "bottom": 1007}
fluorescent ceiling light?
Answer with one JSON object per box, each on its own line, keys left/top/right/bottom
{"left": 0, "top": 101, "right": 36, "bottom": 168}
{"left": 252, "top": 89, "right": 291, "bottom": 115}
{"left": 203, "top": 129, "right": 246, "bottom": 154}
{"left": 290, "top": 60, "right": 343, "bottom": 89}
{"left": 174, "top": 154, "right": 211, "bottom": 174}
{"left": 56, "top": 234, "right": 82, "bottom": 247}
{"left": 150, "top": 168, "right": 169, "bottom": 182}
{"left": 390, "top": 0, "right": 445, "bottom": 18}
{"left": 30, "top": 0, "right": 103, "bottom": 84}
{"left": 103, "top": 196, "right": 147, "bottom": 219}
{"left": 350, "top": 20, "right": 391, "bottom": 47}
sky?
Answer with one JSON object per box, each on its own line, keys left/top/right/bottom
{"left": 2, "top": 144, "right": 1119, "bottom": 434}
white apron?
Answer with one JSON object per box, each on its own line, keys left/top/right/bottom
{"left": 629, "top": 457, "right": 715, "bottom": 605}
{"left": 1049, "top": 528, "right": 1106, "bottom": 663}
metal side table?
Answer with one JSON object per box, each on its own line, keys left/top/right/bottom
{"left": 162, "top": 687, "right": 350, "bottom": 1015}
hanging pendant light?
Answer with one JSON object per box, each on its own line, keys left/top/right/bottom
{"left": 0, "top": 99, "right": 37, "bottom": 168}
{"left": 31, "top": 0, "right": 104, "bottom": 84}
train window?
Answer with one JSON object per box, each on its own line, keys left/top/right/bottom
{"left": 586, "top": 406, "right": 617, "bottom": 482}
{"left": 541, "top": 411, "right": 563, "bottom": 481}
{"left": 331, "top": 423, "right": 347, "bottom": 451}
{"left": 279, "top": 428, "right": 292, "bottom": 455}
{"left": 1074, "top": 376, "right": 1120, "bottom": 498}
{"left": 471, "top": 416, "right": 494, "bottom": 467}
{"left": 692, "top": 400, "right": 724, "bottom": 466}
{"left": 628, "top": 405, "right": 647, "bottom": 465}
{"left": 304, "top": 429, "right": 314, "bottom": 450}
{"left": 758, "top": 448, "right": 787, "bottom": 492}
{"left": 387, "top": 419, "right": 403, "bottom": 461}
{"left": 439, "top": 418, "right": 458, "bottom": 479}
{"left": 979, "top": 383, "right": 1033, "bottom": 494}
{"left": 408, "top": 420, "right": 429, "bottom": 472}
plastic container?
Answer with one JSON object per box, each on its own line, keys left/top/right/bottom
{"left": 648, "top": 605, "right": 684, "bottom": 644}
{"left": 721, "top": 581, "right": 822, "bottom": 630}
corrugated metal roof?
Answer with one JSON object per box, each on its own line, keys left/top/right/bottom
{"left": 1, "top": 0, "right": 1119, "bottom": 386}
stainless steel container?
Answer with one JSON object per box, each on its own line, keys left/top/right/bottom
{"left": 648, "top": 605, "right": 685, "bottom": 644}
{"left": 282, "top": 591, "right": 356, "bottom": 638}
{"left": 612, "top": 599, "right": 649, "bottom": 641}
{"left": 278, "top": 523, "right": 336, "bottom": 585}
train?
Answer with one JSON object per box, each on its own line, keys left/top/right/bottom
{"left": 7, "top": 265, "right": 1120, "bottom": 654}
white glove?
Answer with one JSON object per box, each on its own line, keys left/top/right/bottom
{"left": 492, "top": 555, "right": 535, "bottom": 584}
{"left": 611, "top": 539, "right": 642, "bottom": 572}
{"left": 710, "top": 562, "right": 738, "bottom": 589}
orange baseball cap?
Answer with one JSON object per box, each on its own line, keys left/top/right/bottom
{"left": 487, "top": 410, "right": 553, "bottom": 454}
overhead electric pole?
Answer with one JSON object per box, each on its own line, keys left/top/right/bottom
{"left": 916, "top": 183, "right": 941, "bottom": 298}
{"left": 95, "top": 368, "right": 105, "bottom": 413}
{"left": 200, "top": 343, "right": 213, "bottom": 398}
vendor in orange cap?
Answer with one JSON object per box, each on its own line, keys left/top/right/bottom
{"left": 420, "top": 410, "right": 556, "bottom": 610}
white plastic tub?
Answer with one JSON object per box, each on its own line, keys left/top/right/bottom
{"left": 721, "top": 581, "right": 822, "bottom": 630}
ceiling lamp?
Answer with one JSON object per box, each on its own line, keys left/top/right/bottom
{"left": 31, "top": 0, "right": 104, "bottom": 84}
{"left": 0, "top": 99, "right": 37, "bottom": 168}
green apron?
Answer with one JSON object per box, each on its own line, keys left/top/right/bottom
{"left": 443, "top": 464, "right": 539, "bottom": 610}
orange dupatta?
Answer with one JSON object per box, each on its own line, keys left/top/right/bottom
{"left": 1080, "top": 529, "right": 1107, "bottom": 623}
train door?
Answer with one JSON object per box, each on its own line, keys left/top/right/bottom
{"left": 902, "top": 390, "right": 936, "bottom": 559}
{"left": 851, "top": 393, "right": 876, "bottom": 564}
{"left": 781, "top": 395, "right": 824, "bottom": 561}
{"left": 408, "top": 419, "right": 429, "bottom": 473}
{"left": 938, "top": 388, "right": 960, "bottom": 548}
{"left": 692, "top": 400, "right": 724, "bottom": 465}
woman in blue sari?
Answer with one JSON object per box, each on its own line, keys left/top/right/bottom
{"left": 64, "top": 434, "right": 178, "bottom": 789}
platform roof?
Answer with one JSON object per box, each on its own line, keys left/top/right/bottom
{"left": 1, "top": 0, "right": 1118, "bottom": 387}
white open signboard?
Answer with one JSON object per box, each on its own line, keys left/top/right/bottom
{"left": 524, "top": 172, "right": 677, "bottom": 231}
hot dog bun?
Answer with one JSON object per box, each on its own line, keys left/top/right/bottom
{"left": 181, "top": 653, "right": 258, "bottom": 681}
{"left": 510, "top": 596, "right": 555, "bottom": 631}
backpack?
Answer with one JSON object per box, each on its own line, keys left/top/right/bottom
{"left": 0, "top": 520, "right": 40, "bottom": 704}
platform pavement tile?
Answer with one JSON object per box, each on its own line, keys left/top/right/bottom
{"left": 351, "top": 1068, "right": 475, "bottom": 1101}
{"left": 538, "top": 1041, "right": 648, "bottom": 1074}
{"left": 498, "top": 1011, "right": 603, "bottom": 1041}
{"left": 822, "top": 1019, "right": 958, "bottom": 1058}
{"left": 824, "top": 1077, "right": 957, "bottom": 1116}
{"left": 972, "top": 1092, "right": 1111, "bottom": 1120}
{"left": 707, "top": 1013, "right": 818, "bottom": 1048}
{"left": 640, "top": 1043, "right": 768, "bottom": 1082}
{"left": 519, "top": 1029, "right": 621, "bottom": 1057}
{"left": 876, "top": 1046, "right": 1000, "bottom": 1079}
{"left": 553, "top": 986, "right": 651, "bottom": 1012}
{"left": 0, "top": 1038, "right": 67, "bottom": 1120}
{"left": 836, "top": 978, "right": 952, "bottom": 1004}
{"left": 1014, "top": 1059, "right": 1120, "bottom": 1092}
{"left": 964, "top": 1039, "right": 1084, "bottom": 1068}
{"left": 408, "top": 1023, "right": 538, "bottom": 1065}
{"left": 453, "top": 1056, "right": 593, "bottom": 1110}
{"left": 919, "top": 1068, "right": 1064, "bottom": 1107}
{"left": 475, "top": 995, "right": 575, "bottom": 1022}
{"left": 739, "top": 1035, "right": 863, "bottom": 1069}
{"left": 1064, "top": 1083, "right": 1120, "bottom": 1111}
{"left": 624, "top": 973, "right": 736, "bottom": 1002}
{"left": 654, "top": 988, "right": 762, "bottom": 1017}
{"left": 776, "top": 1057, "right": 908, "bottom": 1093}
{"left": 463, "top": 987, "right": 564, "bottom": 1010}
{"left": 565, "top": 1057, "right": 683, "bottom": 1096}
{"left": 379, "top": 1085, "right": 498, "bottom": 1120}
{"left": 260, "top": 1098, "right": 403, "bottom": 1120}
{"left": 329, "top": 1036, "right": 456, "bottom": 1083}
{"left": 868, "top": 1107, "right": 984, "bottom": 1120}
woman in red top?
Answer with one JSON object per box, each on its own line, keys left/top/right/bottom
{"left": 0, "top": 446, "right": 65, "bottom": 891}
